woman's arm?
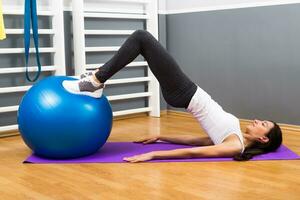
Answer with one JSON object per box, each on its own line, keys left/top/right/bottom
{"left": 135, "top": 135, "right": 214, "bottom": 146}
{"left": 123, "top": 142, "right": 241, "bottom": 163}
{"left": 153, "top": 143, "right": 240, "bottom": 159}
{"left": 159, "top": 135, "right": 213, "bottom": 146}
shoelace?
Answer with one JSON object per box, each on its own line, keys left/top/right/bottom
{"left": 80, "top": 71, "right": 93, "bottom": 79}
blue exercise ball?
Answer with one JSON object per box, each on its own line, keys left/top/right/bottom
{"left": 18, "top": 76, "right": 113, "bottom": 159}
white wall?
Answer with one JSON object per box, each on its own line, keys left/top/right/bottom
{"left": 158, "top": 0, "right": 167, "bottom": 13}
{"left": 63, "top": 0, "right": 145, "bottom": 13}
{"left": 2, "top": 0, "right": 161, "bottom": 14}
{"left": 2, "top": 0, "right": 50, "bottom": 10}
{"left": 63, "top": 0, "right": 166, "bottom": 12}
{"left": 2, "top": 0, "right": 299, "bottom": 15}
{"left": 162, "top": 0, "right": 300, "bottom": 14}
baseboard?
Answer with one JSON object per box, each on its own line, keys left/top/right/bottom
{"left": 160, "top": 110, "right": 168, "bottom": 116}
{"left": 0, "top": 131, "right": 20, "bottom": 138}
{"left": 165, "top": 110, "right": 194, "bottom": 118}
{"left": 113, "top": 110, "right": 169, "bottom": 120}
{"left": 113, "top": 112, "right": 148, "bottom": 121}
{"left": 165, "top": 110, "right": 300, "bottom": 133}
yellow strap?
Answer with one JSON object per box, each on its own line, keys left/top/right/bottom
{"left": 0, "top": 0, "right": 6, "bottom": 40}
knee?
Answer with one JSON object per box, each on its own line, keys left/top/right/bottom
{"left": 162, "top": 91, "right": 186, "bottom": 108}
{"left": 132, "top": 29, "right": 151, "bottom": 40}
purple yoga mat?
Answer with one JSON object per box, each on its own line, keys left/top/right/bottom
{"left": 24, "top": 142, "right": 300, "bottom": 164}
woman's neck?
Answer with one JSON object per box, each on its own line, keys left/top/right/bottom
{"left": 242, "top": 132, "right": 255, "bottom": 148}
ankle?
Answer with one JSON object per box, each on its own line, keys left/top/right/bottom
{"left": 92, "top": 74, "right": 101, "bottom": 84}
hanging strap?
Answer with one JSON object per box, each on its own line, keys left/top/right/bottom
{"left": 24, "top": 0, "right": 41, "bottom": 82}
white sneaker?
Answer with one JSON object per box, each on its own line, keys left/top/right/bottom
{"left": 62, "top": 77, "right": 104, "bottom": 98}
{"left": 80, "top": 71, "right": 93, "bottom": 79}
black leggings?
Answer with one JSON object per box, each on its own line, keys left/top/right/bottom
{"left": 95, "top": 30, "right": 197, "bottom": 108}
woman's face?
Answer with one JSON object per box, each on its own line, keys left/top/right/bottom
{"left": 245, "top": 119, "right": 274, "bottom": 143}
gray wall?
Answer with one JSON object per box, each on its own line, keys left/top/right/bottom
{"left": 165, "top": 4, "right": 300, "bottom": 125}
{"left": 158, "top": 14, "right": 168, "bottom": 110}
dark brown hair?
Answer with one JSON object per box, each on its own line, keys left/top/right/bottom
{"left": 234, "top": 121, "right": 282, "bottom": 161}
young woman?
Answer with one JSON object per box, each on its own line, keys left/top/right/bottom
{"left": 63, "top": 30, "right": 282, "bottom": 163}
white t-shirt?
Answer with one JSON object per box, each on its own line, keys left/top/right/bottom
{"left": 187, "top": 85, "right": 245, "bottom": 153}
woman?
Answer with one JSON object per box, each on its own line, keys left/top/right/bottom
{"left": 63, "top": 30, "right": 282, "bottom": 163}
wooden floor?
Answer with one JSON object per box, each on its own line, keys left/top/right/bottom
{"left": 0, "top": 115, "right": 299, "bottom": 200}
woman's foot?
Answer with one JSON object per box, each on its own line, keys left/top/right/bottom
{"left": 79, "top": 72, "right": 104, "bottom": 91}
{"left": 80, "top": 71, "right": 93, "bottom": 79}
{"left": 62, "top": 72, "right": 105, "bottom": 98}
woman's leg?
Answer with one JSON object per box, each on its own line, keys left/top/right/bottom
{"left": 95, "top": 30, "right": 197, "bottom": 108}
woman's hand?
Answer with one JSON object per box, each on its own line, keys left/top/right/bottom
{"left": 123, "top": 152, "right": 155, "bottom": 163}
{"left": 134, "top": 135, "right": 160, "bottom": 144}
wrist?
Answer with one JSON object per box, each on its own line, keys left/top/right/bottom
{"left": 150, "top": 151, "right": 157, "bottom": 159}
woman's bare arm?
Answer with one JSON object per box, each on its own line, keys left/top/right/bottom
{"left": 158, "top": 135, "right": 214, "bottom": 146}
{"left": 154, "top": 142, "right": 240, "bottom": 159}
{"left": 134, "top": 135, "right": 214, "bottom": 146}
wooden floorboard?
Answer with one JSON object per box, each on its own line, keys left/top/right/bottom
{"left": 0, "top": 115, "right": 299, "bottom": 200}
